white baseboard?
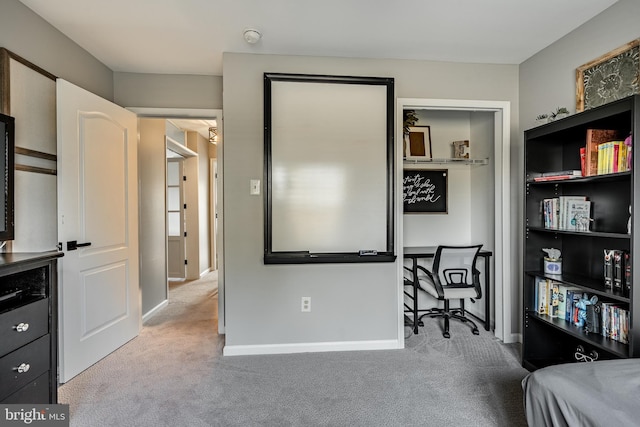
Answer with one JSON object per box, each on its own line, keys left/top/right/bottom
{"left": 142, "top": 299, "right": 168, "bottom": 324}
{"left": 223, "top": 339, "right": 401, "bottom": 356}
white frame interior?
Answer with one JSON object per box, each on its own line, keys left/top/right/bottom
{"left": 396, "top": 98, "right": 512, "bottom": 346}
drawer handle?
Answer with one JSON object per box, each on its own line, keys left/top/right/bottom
{"left": 15, "top": 363, "right": 30, "bottom": 374}
{"left": 14, "top": 322, "right": 29, "bottom": 332}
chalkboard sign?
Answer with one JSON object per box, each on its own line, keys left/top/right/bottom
{"left": 403, "top": 169, "right": 447, "bottom": 213}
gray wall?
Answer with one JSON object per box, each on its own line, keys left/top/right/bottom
{"left": 520, "top": 0, "right": 640, "bottom": 129}
{"left": 222, "top": 52, "right": 519, "bottom": 347}
{"left": 114, "top": 72, "right": 222, "bottom": 109}
{"left": 138, "top": 118, "right": 168, "bottom": 315}
{"left": 518, "top": 0, "right": 640, "bottom": 334}
{"left": 0, "top": 0, "right": 113, "bottom": 100}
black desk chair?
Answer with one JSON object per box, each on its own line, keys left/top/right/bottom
{"left": 413, "top": 245, "right": 483, "bottom": 338}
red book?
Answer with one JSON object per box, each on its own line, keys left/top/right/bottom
{"left": 580, "top": 147, "right": 586, "bottom": 176}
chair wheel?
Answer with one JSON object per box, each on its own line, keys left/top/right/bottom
{"left": 443, "top": 331, "right": 450, "bottom": 339}
{"left": 472, "top": 328, "right": 479, "bottom": 335}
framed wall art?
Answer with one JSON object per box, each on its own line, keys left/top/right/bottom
{"left": 402, "top": 169, "right": 447, "bottom": 214}
{"left": 576, "top": 38, "right": 640, "bottom": 112}
{"left": 404, "top": 125, "right": 432, "bottom": 159}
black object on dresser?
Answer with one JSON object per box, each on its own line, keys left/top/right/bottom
{"left": 0, "top": 251, "right": 63, "bottom": 403}
{"left": 523, "top": 95, "right": 640, "bottom": 371}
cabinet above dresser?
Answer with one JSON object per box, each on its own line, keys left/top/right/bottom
{"left": 0, "top": 251, "right": 63, "bottom": 403}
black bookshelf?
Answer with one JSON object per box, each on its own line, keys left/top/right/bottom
{"left": 522, "top": 95, "right": 640, "bottom": 371}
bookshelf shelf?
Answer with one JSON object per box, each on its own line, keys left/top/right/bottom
{"left": 527, "top": 311, "right": 629, "bottom": 358}
{"left": 522, "top": 95, "right": 640, "bottom": 371}
{"left": 526, "top": 171, "right": 631, "bottom": 185}
{"left": 526, "top": 226, "right": 631, "bottom": 240}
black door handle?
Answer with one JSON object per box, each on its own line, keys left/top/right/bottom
{"left": 67, "top": 240, "right": 92, "bottom": 251}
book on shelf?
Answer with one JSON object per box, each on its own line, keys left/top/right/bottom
{"left": 549, "top": 281, "right": 560, "bottom": 318}
{"left": 542, "top": 196, "right": 590, "bottom": 231}
{"left": 531, "top": 170, "right": 582, "bottom": 181}
{"left": 624, "top": 252, "right": 632, "bottom": 296}
{"left": 566, "top": 199, "right": 591, "bottom": 231}
{"left": 558, "top": 285, "right": 581, "bottom": 321}
{"left": 604, "top": 249, "right": 615, "bottom": 289}
{"left": 564, "top": 287, "right": 582, "bottom": 322}
{"left": 536, "top": 278, "right": 548, "bottom": 315}
{"left": 613, "top": 250, "right": 626, "bottom": 291}
{"left": 597, "top": 140, "right": 628, "bottom": 175}
{"left": 585, "top": 129, "right": 620, "bottom": 176}
{"left": 600, "top": 302, "right": 630, "bottom": 344}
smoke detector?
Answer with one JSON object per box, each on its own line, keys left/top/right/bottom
{"left": 243, "top": 29, "right": 262, "bottom": 44}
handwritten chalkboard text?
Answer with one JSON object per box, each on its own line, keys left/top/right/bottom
{"left": 403, "top": 169, "right": 447, "bottom": 213}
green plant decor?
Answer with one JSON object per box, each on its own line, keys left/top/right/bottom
{"left": 403, "top": 110, "right": 418, "bottom": 135}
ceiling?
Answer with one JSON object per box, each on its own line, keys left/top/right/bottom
{"left": 19, "top": 0, "right": 618, "bottom": 76}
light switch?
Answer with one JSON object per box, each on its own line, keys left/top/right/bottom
{"left": 250, "top": 179, "right": 261, "bottom": 195}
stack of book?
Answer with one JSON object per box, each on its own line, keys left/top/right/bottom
{"left": 535, "top": 278, "right": 629, "bottom": 344}
{"left": 600, "top": 303, "right": 630, "bottom": 344}
{"left": 542, "top": 196, "right": 591, "bottom": 231}
{"left": 532, "top": 170, "right": 582, "bottom": 182}
{"left": 604, "top": 249, "right": 631, "bottom": 294}
{"left": 597, "top": 140, "right": 630, "bottom": 175}
{"left": 585, "top": 129, "right": 632, "bottom": 176}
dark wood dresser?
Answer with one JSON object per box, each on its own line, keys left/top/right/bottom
{"left": 0, "top": 251, "right": 63, "bottom": 403}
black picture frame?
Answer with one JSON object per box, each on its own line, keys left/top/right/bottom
{"left": 403, "top": 169, "right": 448, "bottom": 214}
{"left": 263, "top": 73, "right": 396, "bottom": 264}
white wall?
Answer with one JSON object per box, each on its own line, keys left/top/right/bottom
{"left": 403, "top": 110, "right": 472, "bottom": 247}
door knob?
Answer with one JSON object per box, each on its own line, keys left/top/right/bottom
{"left": 66, "top": 241, "right": 92, "bottom": 251}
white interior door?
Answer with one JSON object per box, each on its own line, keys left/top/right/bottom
{"left": 57, "top": 79, "right": 140, "bottom": 383}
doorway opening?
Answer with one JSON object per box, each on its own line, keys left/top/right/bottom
{"left": 396, "top": 98, "right": 512, "bottom": 346}
{"left": 132, "top": 108, "right": 224, "bottom": 333}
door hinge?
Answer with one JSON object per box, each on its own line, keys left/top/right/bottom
{"left": 183, "top": 176, "right": 187, "bottom": 181}
{"left": 184, "top": 259, "right": 188, "bottom": 265}
{"left": 184, "top": 231, "right": 187, "bottom": 237}
{"left": 184, "top": 203, "right": 187, "bottom": 209}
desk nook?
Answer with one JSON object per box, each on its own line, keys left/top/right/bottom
{"left": 404, "top": 246, "right": 492, "bottom": 335}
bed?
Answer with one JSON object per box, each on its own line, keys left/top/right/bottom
{"left": 521, "top": 359, "right": 640, "bottom": 426}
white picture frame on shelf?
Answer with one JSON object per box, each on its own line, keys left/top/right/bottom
{"left": 404, "top": 125, "right": 432, "bottom": 159}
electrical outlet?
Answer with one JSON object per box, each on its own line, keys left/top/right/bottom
{"left": 301, "top": 296, "right": 311, "bottom": 312}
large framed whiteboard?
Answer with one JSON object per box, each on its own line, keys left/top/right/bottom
{"left": 263, "top": 73, "right": 395, "bottom": 264}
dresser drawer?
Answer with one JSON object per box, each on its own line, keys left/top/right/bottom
{"left": 0, "top": 298, "right": 49, "bottom": 357}
{"left": 0, "top": 334, "right": 50, "bottom": 401}
{"left": 0, "top": 371, "right": 50, "bottom": 403}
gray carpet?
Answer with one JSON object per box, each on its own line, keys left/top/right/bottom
{"left": 59, "top": 272, "right": 529, "bottom": 426}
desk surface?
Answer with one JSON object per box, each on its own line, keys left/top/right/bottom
{"left": 403, "top": 246, "right": 493, "bottom": 257}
